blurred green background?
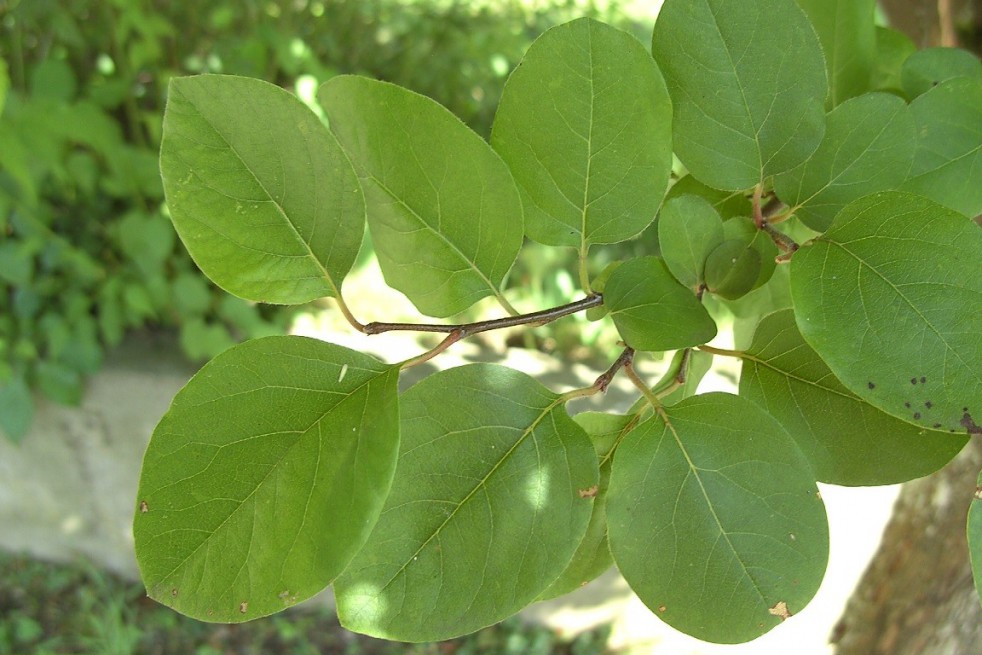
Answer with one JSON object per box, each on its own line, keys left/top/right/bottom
{"left": 0, "top": 0, "right": 653, "bottom": 444}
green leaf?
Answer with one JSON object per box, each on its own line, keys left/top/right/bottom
{"left": 970, "top": 470, "right": 982, "bottom": 605}
{"left": 0, "top": 242, "right": 35, "bottom": 285}
{"left": 651, "top": 0, "right": 827, "bottom": 190}
{"left": 491, "top": 18, "right": 673, "bottom": 247}
{"left": 36, "top": 361, "right": 82, "bottom": 405}
{"left": 172, "top": 272, "right": 213, "bottom": 317}
{"left": 774, "top": 92, "right": 917, "bottom": 232}
{"left": 872, "top": 27, "right": 916, "bottom": 94}
{"left": 704, "top": 239, "right": 762, "bottom": 301}
{"left": 0, "top": 58, "right": 8, "bottom": 116}
{"left": 794, "top": 0, "right": 876, "bottom": 106}
{"left": 657, "top": 195, "right": 725, "bottom": 290}
{"left": 790, "top": 191, "right": 982, "bottom": 435}
{"left": 665, "top": 176, "right": 753, "bottom": 220}
{"left": 0, "top": 377, "right": 33, "bottom": 444}
{"left": 603, "top": 256, "right": 717, "bottom": 351}
{"left": 539, "top": 411, "right": 627, "bottom": 599}
{"left": 607, "top": 393, "right": 828, "bottom": 644}
{"left": 319, "top": 75, "right": 523, "bottom": 318}
{"left": 901, "top": 47, "right": 982, "bottom": 99}
{"left": 901, "top": 77, "right": 982, "bottom": 217}
{"left": 160, "top": 75, "right": 365, "bottom": 305}
{"left": 721, "top": 217, "right": 778, "bottom": 290}
{"left": 118, "top": 211, "right": 175, "bottom": 277}
{"left": 178, "top": 318, "right": 235, "bottom": 362}
{"left": 740, "top": 310, "right": 966, "bottom": 485}
{"left": 134, "top": 336, "right": 400, "bottom": 622}
{"left": 335, "top": 364, "right": 597, "bottom": 641}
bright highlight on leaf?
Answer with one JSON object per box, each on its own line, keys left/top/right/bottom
{"left": 740, "top": 310, "right": 966, "bottom": 485}
{"left": 491, "top": 17, "right": 673, "bottom": 248}
{"left": 319, "top": 75, "right": 523, "bottom": 318}
{"left": 160, "top": 75, "right": 365, "bottom": 305}
{"left": 335, "top": 364, "right": 597, "bottom": 642}
{"left": 791, "top": 191, "right": 982, "bottom": 436}
{"left": 607, "top": 393, "right": 829, "bottom": 644}
{"left": 133, "top": 336, "right": 400, "bottom": 622}
{"left": 651, "top": 0, "right": 827, "bottom": 190}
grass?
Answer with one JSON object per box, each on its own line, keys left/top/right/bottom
{"left": 0, "top": 551, "right": 612, "bottom": 655}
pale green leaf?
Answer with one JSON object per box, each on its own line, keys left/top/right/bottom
{"left": 740, "top": 310, "right": 966, "bottom": 485}
{"left": 134, "top": 336, "right": 400, "bottom": 622}
{"left": 335, "top": 364, "right": 597, "bottom": 641}
{"left": 970, "top": 470, "right": 982, "bottom": 605}
{"left": 320, "top": 76, "right": 523, "bottom": 318}
{"left": 795, "top": 0, "right": 876, "bottom": 106}
{"left": 657, "top": 195, "right": 725, "bottom": 290}
{"left": 902, "top": 77, "right": 982, "bottom": 217}
{"left": 603, "top": 256, "right": 717, "bottom": 351}
{"left": 901, "top": 47, "right": 982, "bottom": 99}
{"left": 871, "top": 26, "right": 916, "bottom": 93}
{"left": 664, "top": 176, "right": 753, "bottom": 220}
{"left": 790, "top": 191, "right": 982, "bottom": 436}
{"left": 160, "top": 75, "right": 365, "bottom": 304}
{"left": 539, "top": 411, "right": 628, "bottom": 599}
{"left": 651, "top": 0, "right": 827, "bottom": 190}
{"left": 774, "top": 92, "right": 917, "bottom": 232}
{"left": 491, "top": 18, "right": 672, "bottom": 247}
{"left": 0, "top": 377, "right": 33, "bottom": 444}
{"left": 607, "top": 393, "right": 828, "bottom": 644}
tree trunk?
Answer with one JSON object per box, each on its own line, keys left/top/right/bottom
{"left": 830, "top": 438, "right": 982, "bottom": 655}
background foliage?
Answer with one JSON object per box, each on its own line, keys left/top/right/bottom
{"left": 0, "top": 0, "right": 644, "bottom": 442}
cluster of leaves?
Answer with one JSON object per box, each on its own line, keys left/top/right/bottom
{"left": 0, "top": 0, "right": 639, "bottom": 443}
{"left": 133, "top": 0, "right": 982, "bottom": 647}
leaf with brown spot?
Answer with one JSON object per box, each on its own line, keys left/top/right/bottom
{"left": 768, "top": 601, "right": 792, "bottom": 621}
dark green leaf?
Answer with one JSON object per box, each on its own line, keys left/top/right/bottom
{"left": 790, "top": 191, "right": 982, "bottom": 435}
{"left": 774, "top": 92, "right": 917, "bottom": 232}
{"left": 320, "top": 76, "right": 522, "bottom": 318}
{"left": 607, "top": 393, "right": 828, "bottom": 643}
{"left": 902, "top": 77, "right": 982, "bottom": 217}
{"left": 651, "top": 0, "right": 827, "bottom": 190}
{"left": 491, "top": 18, "right": 673, "bottom": 247}
{"left": 0, "top": 377, "right": 33, "bottom": 443}
{"left": 160, "top": 75, "right": 365, "bottom": 305}
{"left": 603, "top": 256, "right": 717, "bottom": 351}
{"left": 704, "top": 239, "right": 762, "bottom": 300}
{"left": 335, "top": 364, "right": 597, "bottom": 641}
{"left": 901, "top": 47, "right": 982, "bottom": 99}
{"left": 134, "top": 336, "right": 400, "bottom": 622}
{"left": 740, "top": 310, "right": 966, "bottom": 485}
{"left": 794, "top": 0, "right": 876, "bottom": 106}
{"left": 721, "top": 217, "right": 778, "bottom": 290}
{"left": 657, "top": 195, "right": 725, "bottom": 290}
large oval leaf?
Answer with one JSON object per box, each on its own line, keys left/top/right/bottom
{"left": 740, "top": 310, "right": 966, "bottom": 485}
{"left": 901, "top": 77, "right": 982, "bottom": 218}
{"left": 491, "top": 18, "right": 672, "bottom": 247}
{"left": 774, "top": 92, "right": 916, "bottom": 232}
{"left": 133, "top": 336, "right": 400, "bottom": 622}
{"left": 900, "top": 47, "right": 982, "bottom": 99}
{"left": 790, "top": 191, "right": 982, "bottom": 435}
{"left": 160, "top": 75, "right": 365, "bottom": 304}
{"left": 603, "top": 256, "right": 717, "bottom": 351}
{"left": 651, "top": 0, "right": 827, "bottom": 190}
{"left": 607, "top": 393, "right": 829, "bottom": 644}
{"left": 319, "top": 76, "right": 523, "bottom": 318}
{"left": 657, "top": 195, "right": 725, "bottom": 290}
{"left": 335, "top": 364, "right": 598, "bottom": 641}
